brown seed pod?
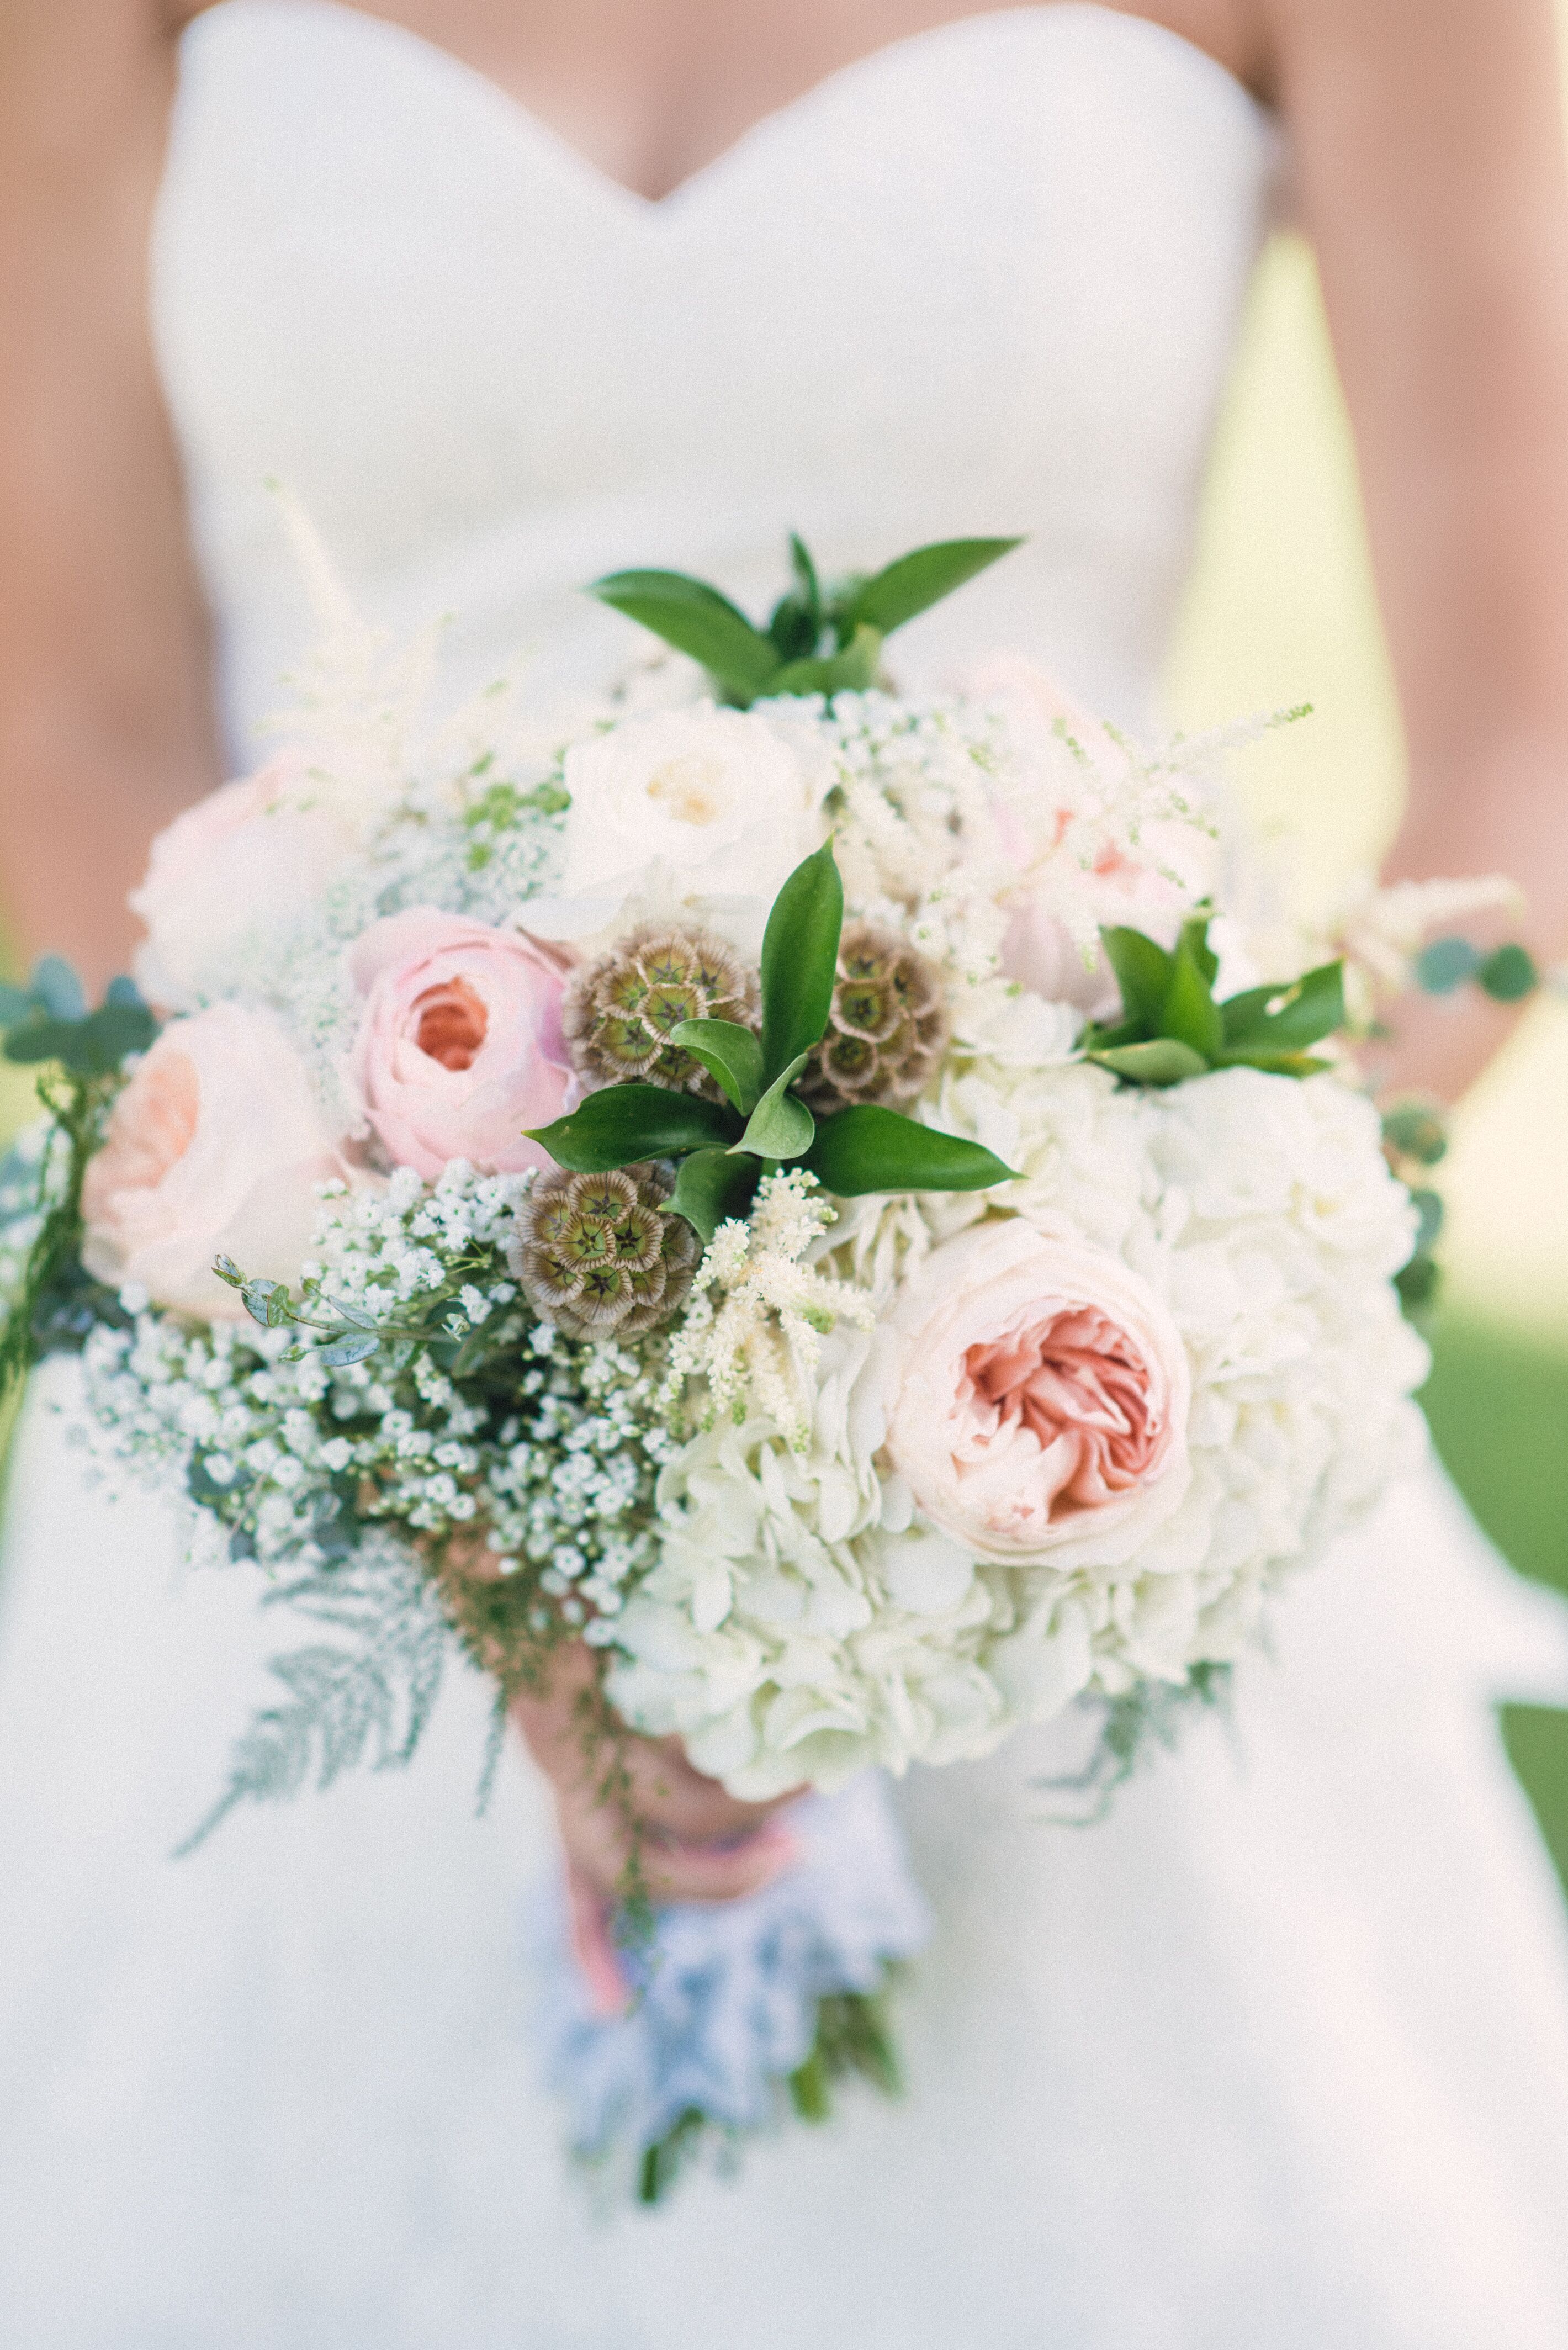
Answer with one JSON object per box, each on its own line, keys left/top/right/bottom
{"left": 510, "top": 1162, "right": 700, "bottom": 1340}
{"left": 561, "top": 924, "right": 759, "bottom": 1097}
{"left": 798, "top": 921, "right": 949, "bottom": 1115}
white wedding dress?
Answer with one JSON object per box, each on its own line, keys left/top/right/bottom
{"left": 6, "top": 6, "right": 1568, "bottom": 2343}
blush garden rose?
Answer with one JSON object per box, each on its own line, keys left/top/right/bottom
{"left": 886, "top": 1216, "right": 1191, "bottom": 1570}
{"left": 349, "top": 909, "right": 578, "bottom": 1178}
{"left": 82, "top": 1003, "right": 347, "bottom": 1319}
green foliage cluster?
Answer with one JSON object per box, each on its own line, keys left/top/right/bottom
{"left": 633, "top": 1979, "right": 903, "bottom": 2206}
{"left": 1037, "top": 1660, "right": 1233, "bottom": 1825}
{"left": 0, "top": 959, "right": 157, "bottom": 1076}
{"left": 1380, "top": 1097, "right": 1449, "bottom": 1321}
{"left": 589, "top": 532, "right": 1021, "bottom": 707}
{"left": 1413, "top": 935, "right": 1539, "bottom": 1003}
{"left": 0, "top": 962, "right": 157, "bottom": 1401}
{"left": 527, "top": 839, "right": 1015, "bottom": 1237}
{"left": 1083, "top": 918, "right": 1345, "bottom": 1086}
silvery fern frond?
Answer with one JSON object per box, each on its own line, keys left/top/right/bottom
{"left": 174, "top": 1539, "right": 449, "bottom": 1856}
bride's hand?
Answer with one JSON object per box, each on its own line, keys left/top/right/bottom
{"left": 511, "top": 1643, "right": 802, "bottom": 2004}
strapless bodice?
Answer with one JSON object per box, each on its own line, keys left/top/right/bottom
{"left": 151, "top": 1, "right": 1277, "bottom": 759}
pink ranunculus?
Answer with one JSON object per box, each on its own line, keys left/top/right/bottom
{"left": 131, "top": 754, "right": 361, "bottom": 1010}
{"left": 350, "top": 909, "right": 578, "bottom": 1178}
{"left": 887, "top": 1218, "right": 1191, "bottom": 1570}
{"left": 81, "top": 1003, "right": 348, "bottom": 1320}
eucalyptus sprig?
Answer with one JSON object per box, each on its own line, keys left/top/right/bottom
{"left": 588, "top": 531, "right": 1023, "bottom": 707}
{"left": 213, "top": 1253, "right": 495, "bottom": 1375}
{"left": 0, "top": 958, "right": 158, "bottom": 1077}
{"left": 1082, "top": 919, "right": 1347, "bottom": 1086}
{"left": 527, "top": 841, "right": 1015, "bottom": 1236}
{"left": 1412, "top": 935, "right": 1540, "bottom": 1003}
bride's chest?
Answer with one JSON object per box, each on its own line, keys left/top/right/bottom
{"left": 153, "top": 3, "right": 1276, "bottom": 574}
{"left": 173, "top": 0, "right": 1267, "bottom": 205}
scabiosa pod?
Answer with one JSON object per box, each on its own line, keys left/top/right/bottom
{"left": 511, "top": 1163, "right": 700, "bottom": 1340}
{"left": 561, "top": 924, "right": 758, "bottom": 1097}
{"left": 799, "top": 920, "right": 948, "bottom": 1114}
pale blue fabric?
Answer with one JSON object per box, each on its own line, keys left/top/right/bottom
{"left": 531, "top": 1774, "right": 931, "bottom": 2166}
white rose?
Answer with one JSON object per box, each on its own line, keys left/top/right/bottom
{"left": 555, "top": 706, "right": 822, "bottom": 915}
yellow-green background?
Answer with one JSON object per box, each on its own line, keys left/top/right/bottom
{"left": 3, "top": 226, "right": 1566, "bottom": 1874}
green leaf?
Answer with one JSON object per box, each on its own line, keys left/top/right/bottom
{"left": 1088, "top": 1038, "right": 1210, "bottom": 1086}
{"left": 317, "top": 1330, "right": 380, "bottom": 1368}
{"left": 766, "top": 590, "right": 817, "bottom": 663}
{"left": 669, "top": 1018, "right": 765, "bottom": 1114}
{"left": 1099, "top": 927, "right": 1172, "bottom": 1031}
{"left": 2, "top": 1019, "right": 68, "bottom": 1066}
{"left": 1476, "top": 942, "right": 1539, "bottom": 1002}
{"left": 668, "top": 1148, "right": 761, "bottom": 1241}
{"left": 31, "top": 955, "right": 86, "bottom": 1021}
{"left": 525, "top": 1084, "right": 737, "bottom": 1172}
{"left": 1183, "top": 917, "right": 1220, "bottom": 988}
{"left": 1210, "top": 1049, "right": 1334, "bottom": 1078}
{"left": 586, "top": 570, "right": 778, "bottom": 696}
{"left": 764, "top": 625, "right": 882, "bottom": 700}
{"left": 1415, "top": 936, "right": 1481, "bottom": 995}
{"left": 1158, "top": 928, "right": 1224, "bottom": 1060}
{"left": 1382, "top": 1103, "right": 1449, "bottom": 1167}
{"left": 789, "top": 532, "right": 822, "bottom": 627}
{"left": 843, "top": 538, "right": 1024, "bottom": 637}
{"left": 326, "top": 1295, "right": 381, "bottom": 1330}
{"left": 242, "top": 1278, "right": 293, "bottom": 1329}
{"left": 1220, "top": 961, "right": 1345, "bottom": 1052}
{"left": 1408, "top": 1185, "right": 1445, "bottom": 1254}
{"left": 766, "top": 533, "right": 824, "bottom": 661}
{"left": 760, "top": 838, "right": 844, "bottom": 1081}
{"left": 0, "top": 981, "right": 35, "bottom": 1024}
{"left": 733, "top": 1053, "right": 814, "bottom": 1161}
{"left": 803, "top": 1105, "right": 1016, "bottom": 1196}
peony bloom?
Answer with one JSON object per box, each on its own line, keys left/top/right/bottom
{"left": 350, "top": 909, "right": 576, "bottom": 1178}
{"left": 81, "top": 1003, "right": 347, "bottom": 1320}
{"left": 886, "top": 1216, "right": 1191, "bottom": 1570}
{"left": 131, "top": 754, "right": 361, "bottom": 1010}
{"left": 555, "top": 706, "right": 821, "bottom": 912}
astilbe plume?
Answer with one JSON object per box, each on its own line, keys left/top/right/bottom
{"left": 561, "top": 924, "right": 758, "bottom": 1097}
{"left": 511, "top": 1163, "right": 699, "bottom": 1340}
{"left": 799, "top": 920, "right": 947, "bottom": 1114}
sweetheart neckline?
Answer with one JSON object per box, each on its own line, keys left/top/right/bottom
{"left": 185, "top": 1, "right": 1265, "bottom": 219}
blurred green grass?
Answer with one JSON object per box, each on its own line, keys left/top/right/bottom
{"left": 1422, "top": 1316, "right": 1568, "bottom": 1890}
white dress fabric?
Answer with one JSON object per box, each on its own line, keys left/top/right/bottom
{"left": 4, "top": 5, "right": 1568, "bottom": 2342}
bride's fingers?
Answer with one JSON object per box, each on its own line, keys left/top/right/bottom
{"left": 554, "top": 1775, "right": 800, "bottom": 1907}
{"left": 620, "top": 1733, "right": 801, "bottom": 1845}
{"left": 564, "top": 1862, "right": 631, "bottom": 2016}
{"left": 639, "top": 1812, "right": 799, "bottom": 1906}
{"left": 511, "top": 1643, "right": 806, "bottom": 1901}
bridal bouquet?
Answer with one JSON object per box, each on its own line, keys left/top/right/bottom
{"left": 0, "top": 530, "right": 1528, "bottom": 2200}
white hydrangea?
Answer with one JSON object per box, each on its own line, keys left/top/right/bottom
{"left": 607, "top": 1067, "right": 1428, "bottom": 1799}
